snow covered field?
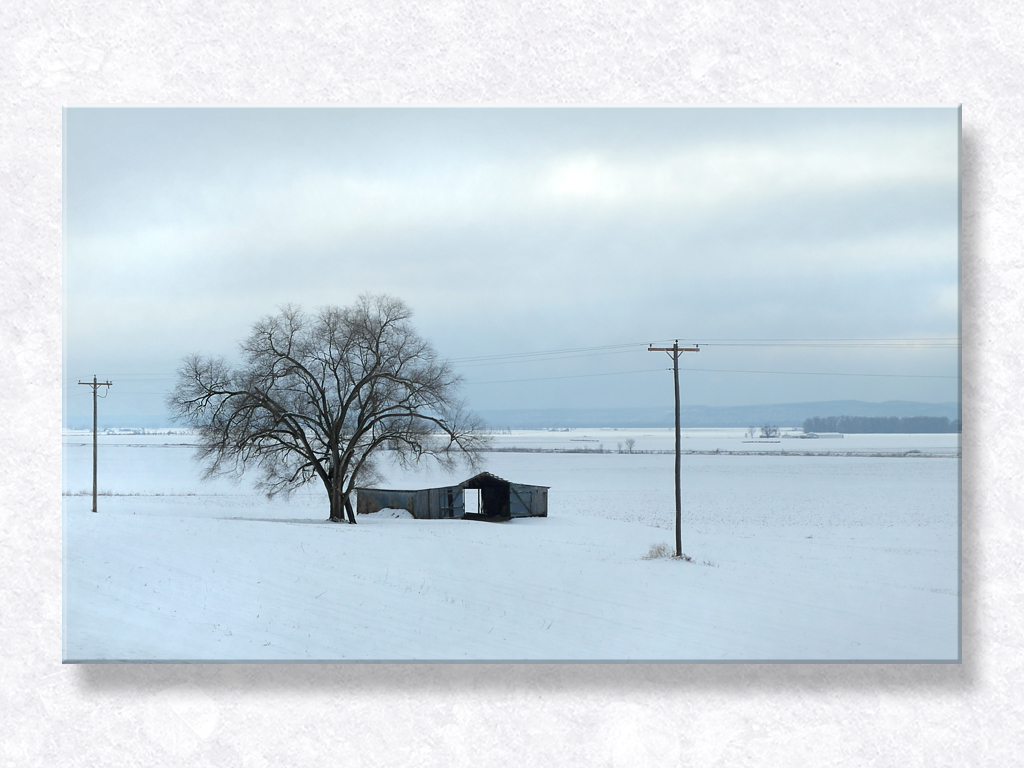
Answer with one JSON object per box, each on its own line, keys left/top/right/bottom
{"left": 480, "top": 426, "right": 962, "bottom": 456}
{"left": 63, "top": 430, "right": 960, "bottom": 662}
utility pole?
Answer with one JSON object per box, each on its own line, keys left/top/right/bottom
{"left": 648, "top": 341, "right": 699, "bottom": 558}
{"left": 77, "top": 376, "right": 113, "bottom": 512}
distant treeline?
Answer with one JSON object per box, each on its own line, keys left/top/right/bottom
{"left": 803, "top": 416, "right": 961, "bottom": 434}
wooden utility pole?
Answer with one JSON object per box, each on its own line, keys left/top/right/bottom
{"left": 77, "top": 376, "right": 113, "bottom": 512}
{"left": 648, "top": 341, "right": 699, "bottom": 557}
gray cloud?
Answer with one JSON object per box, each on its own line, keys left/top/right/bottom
{"left": 63, "top": 107, "right": 960, "bottom": 425}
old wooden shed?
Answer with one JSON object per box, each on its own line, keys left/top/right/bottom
{"left": 355, "top": 472, "right": 548, "bottom": 521}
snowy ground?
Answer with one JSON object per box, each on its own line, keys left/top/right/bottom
{"left": 479, "top": 426, "right": 961, "bottom": 456}
{"left": 63, "top": 430, "right": 960, "bottom": 662}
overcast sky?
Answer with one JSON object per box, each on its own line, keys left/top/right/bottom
{"left": 63, "top": 107, "right": 960, "bottom": 426}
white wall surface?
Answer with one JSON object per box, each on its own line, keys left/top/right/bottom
{"left": 4, "top": 2, "right": 1019, "bottom": 764}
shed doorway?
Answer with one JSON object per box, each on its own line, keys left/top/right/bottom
{"left": 480, "top": 484, "right": 510, "bottom": 518}
{"left": 464, "top": 488, "right": 480, "bottom": 517}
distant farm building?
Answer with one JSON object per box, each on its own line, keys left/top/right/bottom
{"left": 356, "top": 472, "right": 549, "bottom": 521}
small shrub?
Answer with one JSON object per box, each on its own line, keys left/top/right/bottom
{"left": 644, "top": 544, "right": 703, "bottom": 562}
{"left": 643, "top": 542, "right": 672, "bottom": 559}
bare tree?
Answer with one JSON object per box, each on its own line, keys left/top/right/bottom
{"left": 760, "top": 424, "right": 780, "bottom": 438}
{"left": 624, "top": 438, "right": 636, "bottom": 454}
{"left": 168, "top": 295, "right": 488, "bottom": 523}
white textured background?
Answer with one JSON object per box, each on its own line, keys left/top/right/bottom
{"left": 3, "top": 1, "right": 1020, "bottom": 765}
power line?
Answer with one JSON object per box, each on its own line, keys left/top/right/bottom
{"left": 675, "top": 366, "right": 958, "bottom": 380}
{"left": 449, "top": 341, "right": 648, "bottom": 363}
{"left": 449, "top": 337, "right": 958, "bottom": 365}
{"left": 66, "top": 336, "right": 961, "bottom": 388}
{"left": 468, "top": 365, "right": 959, "bottom": 385}
{"left": 456, "top": 348, "right": 641, "bottom": 368}
{"left": 702, "top": 342, "right": 960, "bottom": 349}
{"left": 469, "top": 367, "right": 670, "bottom": 384}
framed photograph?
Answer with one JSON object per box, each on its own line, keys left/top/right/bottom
{"left": 63, "top": 106, "right": 960, "bottom": 662}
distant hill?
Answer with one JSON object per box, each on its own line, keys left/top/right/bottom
{"left": 67, "top": 400, "right": 962, "bottom": 431}
{"left": 477, "top": 401, "right": 962, "bottom": 429}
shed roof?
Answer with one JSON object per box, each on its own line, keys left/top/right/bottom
{"left": 458, "top": 471, "right": 549, "bottom": 489}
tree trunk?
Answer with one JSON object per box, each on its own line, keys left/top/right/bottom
{"left": 345, "top": 496, "right": 356, "bottom": 524}
{"left": 328, "top": 481, "right": 348, "bottom": 522}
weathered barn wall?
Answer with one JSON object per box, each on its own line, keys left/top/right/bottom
{"left": 420, "top": 486, "right": 464, "bottom": 519}
{"left": 509, "top": 484, "right": 548, "bottom": 517}
{"left": 356, "top": 489, "right": 420, "bottom": 516}
{"left": 356, "top": 486, "right": 464, "bottom": 519}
